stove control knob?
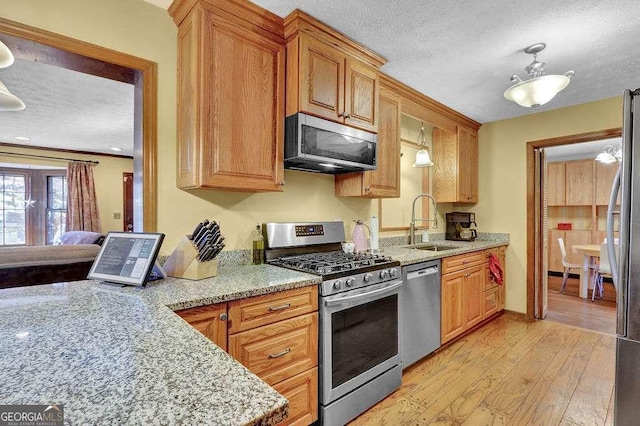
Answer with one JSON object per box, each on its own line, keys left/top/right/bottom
{"left": 364, "top": 273, "right": 373, "bottom": 283}
{"left": 380, "top": 270, "right": 390, "bottom": 280}
{"left": 346, "top": 278, "right": 356, "bottom": 287}
{"left": 333, "top": 280, "right": 343, "bottom": 290}
{"left": 389, "top": 268, "right": 398, "bottom": 278}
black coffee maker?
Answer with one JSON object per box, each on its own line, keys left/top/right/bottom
{"left": 445, "top": 212, "right": 478, "bottom": 241}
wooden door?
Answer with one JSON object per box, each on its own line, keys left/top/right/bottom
{"left": 463, "top": 265, "right": 484, "bottom": 328}
{"left": 176, "top": 303, "right": 228, "bottom": 351}
{"left": 344, "top": 59, "right": 378, "bottom": 132}
{"left": 299, "top": 35, "right": 345, "bottom": 122}
{"left": 441, "top": 272, "right": 465, "bottom": 344}
{"left": 200, "top": 14, "right": 285, "bottom": 191}
{"left": 547, "top": 162, "right": 565, "bottom": 206}
{"left": 565, "top": 160, "right": 593, "bottom": 205}
{"left": 123, "top": 172, "right": 134, "bottom": 232}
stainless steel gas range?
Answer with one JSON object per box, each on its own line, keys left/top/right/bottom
{"left": 264, "top": 222, "right": 402, "bottom": 425}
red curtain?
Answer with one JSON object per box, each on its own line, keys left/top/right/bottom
{"left": 66, "top": 161, "right": 101, "bottom": 232}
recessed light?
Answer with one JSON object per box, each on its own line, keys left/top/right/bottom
{"left": 110, "top": 147, "right": 123, "bottom": 152}
{"left": 15, "top": 136, "right": 30, "bottom": 141}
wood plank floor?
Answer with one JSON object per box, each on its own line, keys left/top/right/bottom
{"left": 546, "top": 276, "right": 617, "bottom": 335}
{"left": 349, "top": 313, "right": 616, "bottom": 426}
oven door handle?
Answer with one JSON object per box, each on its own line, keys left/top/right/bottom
{"left": 324, "top": 281, "right": 402, "bottom": 307}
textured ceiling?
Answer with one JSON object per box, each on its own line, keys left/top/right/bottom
{"left": 0, "top": 58, "right": 134, "bottom": 156}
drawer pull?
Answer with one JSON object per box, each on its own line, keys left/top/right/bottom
{"left": 268, "top": 303, "right": 291, "bottom": 312}
{"left": 268, "top": 347, "right": 291, "bottom": 359}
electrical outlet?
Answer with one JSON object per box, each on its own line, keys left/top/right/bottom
{"left": 114, "top": 212, "right": 121, "bottom": 219}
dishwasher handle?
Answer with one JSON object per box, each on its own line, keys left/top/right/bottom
{"left": 406, "top": 266, "right": 439, "bottom": 280}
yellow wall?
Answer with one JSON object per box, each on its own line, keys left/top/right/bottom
{"left": 475, "top": 96, "right": 623, "bottom": 313}
{"left": 0, "top": 145, "right": 133, "bottom": 233}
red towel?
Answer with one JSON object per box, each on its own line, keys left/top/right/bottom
{"left": 489, "top": 252, "right": 504, "bottom": 285}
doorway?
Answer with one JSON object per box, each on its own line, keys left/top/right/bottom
{"left": 527, "top": 129, "right": 621, "bottom": 333}
{"left": 0, "top": 17, "right": 157, "bottom": 231}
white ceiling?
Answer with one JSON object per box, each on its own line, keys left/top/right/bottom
{"left": 545, "top": 137, "right": 621, "bottom": 162}
{"left": 0, "top": 58, "right": 134, "bottom": 157}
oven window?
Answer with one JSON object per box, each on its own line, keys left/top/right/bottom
{"left": 331, "top": 294, "right": 398, "bottom": 387}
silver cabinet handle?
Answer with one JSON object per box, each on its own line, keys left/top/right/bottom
{"left": 268, "top": 348, "right": 291, "bottom": 359}
{"left": 278, "top": 181, "right": 285, "bottom": 186}
{"left": 268, "top": 303, "right": 291, "bottom": 312}
{"left": 338, "top": 112, "right": 345, "bottom": 118}
{"left": 345, "top": 113, "right": 351, "bottom": 118}
{"left": 364, "top": 187, "right": 371, "bottom": 192}
{"left": 219, "top": 313, "right": 227, "bottom": 321}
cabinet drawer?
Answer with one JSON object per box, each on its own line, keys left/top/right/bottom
{"left": 483, "top": 287, "right": 499, "bottom": 319}
{"left": 442, "top": 251, "right": 485, "bottom": 274}
{"left": 273, "top": 367, "right": 318, "bottom": 426}
{"left": 228, "top": 286, "right": 318, "bottom": 334}
{"left": 229, "top": 313, "right": 318, "bottom": 386}
{"left": 485, "top": 267, "right": 498, "bottom": 291}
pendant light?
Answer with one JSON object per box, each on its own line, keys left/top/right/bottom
{"left": 595, "top": 144, "right": 622, "bottom": 164}
{"left": 503, "top": 43, "right": 574, "bottom": 109}
{"left": 0, "top": 39, "right": 26, "bottom": 111}
{"left": 412, "top": 122, "right": 433, "bottom": 167}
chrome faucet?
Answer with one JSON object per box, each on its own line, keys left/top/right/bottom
{"left": 410, "top": 193, "right": 438, "bottom": 245}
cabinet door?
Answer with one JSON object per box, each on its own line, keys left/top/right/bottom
{"left": 596, "top": 161, "right": 621, "bottom": 206}
{"left": 176, "top": 303, "right": 228, "bottom": 351}
{"left": 483, "top": 285, "right": 499, "bottom": 319}
{"left": 458, "top": 126, "right": 478, "bottom": 203}
{"left": 335, "top": 87, "right": 400, "bottom": 197}
{"left": 441, "top": 272, "right": 465, "bottom": 344}
{"left": 463, "top": 265, "right": 484, "bottom": 328}
{"left": 344, "top": 59, "right": 378, "bottom": 132}
{"left": 548, "top": 229, "right": 565, "bottom": 273}
{"left": 547, "top": 162, "right": 566, "bottom": 206}
{"left": 299, "top": 35, "right": 345, "bottom": 122}
{"left": 565, "top": 160, "right": 593, "bottom": 206}
{"left": 199, "top": 14, "right": 285, "bottom": 191}
{"left": 564, "top": 230, "right": 593, "bottom": 265}
{"left": 432, "top": 128, "right": 459, "bottom": 203}
{"left": 272, "top": 367, "right": 318, "bottom": 426}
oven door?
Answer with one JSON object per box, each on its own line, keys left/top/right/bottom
{"left": 320, "top": 279, "right": 402, "bottom": 404}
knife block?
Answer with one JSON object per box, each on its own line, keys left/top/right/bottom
{"left": 163, "top": 236, "right": 218, "bottom": 280}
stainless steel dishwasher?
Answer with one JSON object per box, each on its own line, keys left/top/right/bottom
{"left": 401, "top": 259, "right": 441, "bottom": 369}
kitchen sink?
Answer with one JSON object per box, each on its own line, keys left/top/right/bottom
{"left": 406, "top": 243, "right": 461, "bottom": 252}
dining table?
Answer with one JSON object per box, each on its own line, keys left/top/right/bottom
{"left": 571, "top": 244, "right": 601, "bottom": 298}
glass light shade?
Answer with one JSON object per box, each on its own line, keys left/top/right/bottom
{"left": 413, "top": 149, "right": 433, "bottom": 167}
{"left": 0, "top": 80, "right": 26, "bottom": 111}
{"left": 0, "top": 41, "right": 14, "bottom": 69}
{"left": 595, "top": 151, "right": 617, "bottom": 164}
{"left": 503, "top": 74, "right": 571, "bottom": 108}
{"left": 615, "top": 149, "right": 623, "bottom": 162}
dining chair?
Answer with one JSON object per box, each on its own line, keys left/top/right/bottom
{"left": 592, "top": 243, "right": 619, "bottom": 301}
{"left": 558, "top": 237, "right": 581, "bottom": 293}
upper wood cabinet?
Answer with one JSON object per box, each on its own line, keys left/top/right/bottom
{"left": 547, "top": 162, "right": 566, "bottom": 206}
{"left": 334, "top": 85, "right": 401, "bottom": 197}
{"left": 596, "top": 161, "right": 620, "bottom": 206}
{"left": 170, "top": 0, "right": 285, "bottom": 192}
{"left": 565, "top": 160, "right": 593, "bottom": 205}
{"left": 432, "top": 126, "right": 479, "bottom": 203}
{"left": 284, "top": 11, "right": 386, "bottom": 133}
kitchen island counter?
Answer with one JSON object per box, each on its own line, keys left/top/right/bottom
{"left": 0, "top": 264, "right": 321, "bottom": 425}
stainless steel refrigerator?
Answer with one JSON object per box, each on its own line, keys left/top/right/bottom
{"left": 611, "top": 88, "right": 640, "bottom": 425}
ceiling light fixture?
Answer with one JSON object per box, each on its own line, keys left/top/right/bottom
{"left": 595, "top": 144, "right": 622, "bottom": 164}
{"left": 110, "top": 147, "right": 123, "bottom": 152}
{"left": 412, "top": 122, "right": 433, "bottom": 167}
{"left": 0, "top": 41, "right": 26, "bottom": 112}
{"left": 503, "top": 43, "right": 574, "bottom": 109}
{"left": 15, "top": 136, "right": 30, "bottom": 141}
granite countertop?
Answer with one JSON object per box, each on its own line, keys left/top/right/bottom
{"left": 0, "top": 264, "right": 321, "bottom": 426}
{"left": 379, "top": 234, "right": 510, "bottom": 266}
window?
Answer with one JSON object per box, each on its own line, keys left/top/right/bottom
{"left": 46, "top": 175, "right": 67, "bottom": 244}
{"left": 0, "top": 172, "right": 28, "bottom": 246}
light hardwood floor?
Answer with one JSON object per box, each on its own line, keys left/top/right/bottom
{"left": 349, "top": 313, "right": 615, "bottom": 426}
{"left": 546, "top": 276, "right": 617, "bottom": 335}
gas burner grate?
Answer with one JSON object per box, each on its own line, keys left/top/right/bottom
{"left": 270, "top": 250, "right": 395, "bottom": 275}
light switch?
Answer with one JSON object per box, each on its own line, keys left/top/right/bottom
{"left": 114, "top": 212, "right": 121, "bottom": 219}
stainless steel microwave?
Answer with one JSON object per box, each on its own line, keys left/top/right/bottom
{"left": 284, "top": 113, "right": 377, "bottom": 174}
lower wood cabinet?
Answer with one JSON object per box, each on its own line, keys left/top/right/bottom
{"left": 441, "top": 246, "right": 507, "bottom": 345}
{"left": 176, "top": 286, "right": 319, "bottom": 425}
